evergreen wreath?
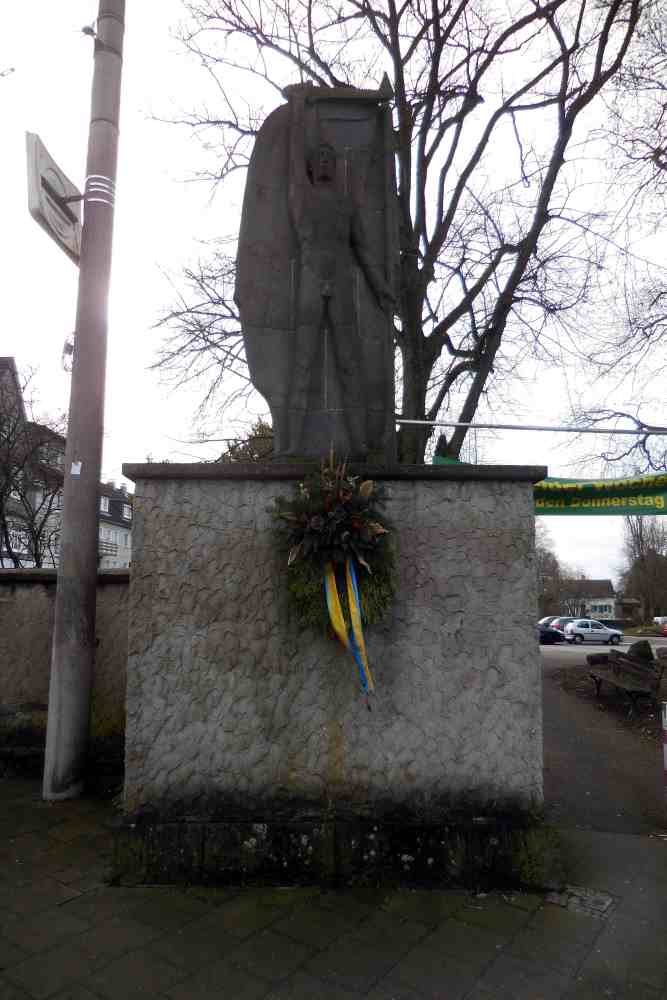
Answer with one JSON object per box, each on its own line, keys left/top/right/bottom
{"left": 271, "top": 454, "right": 396, "bottom": 631}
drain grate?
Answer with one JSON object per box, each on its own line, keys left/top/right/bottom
{"left": 545, "top": 884, "right": 615, "bottom": 918}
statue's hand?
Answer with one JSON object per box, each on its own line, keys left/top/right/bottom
{"left": 377, "top": 287, "right": 397, "bottom": 316}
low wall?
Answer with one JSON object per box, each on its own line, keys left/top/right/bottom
{"left": 0, "top": 569, "right": 129, "bottom": 755}
{"left": 122, "top": 462, "right": 546, "bottom": 833}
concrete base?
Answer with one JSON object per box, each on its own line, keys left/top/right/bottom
{"left": 121, "top": 461, "right": 546, "bottom": 871}
{"left": 113, "top": 807, "right": 564, "bottom": 889}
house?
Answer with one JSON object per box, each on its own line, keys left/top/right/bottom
{"left": 0, "top": 358, "right": 65, "bottom": 567}
{"left": 97, "top": 481, "right": 133, "bottom": 569}
{"left": 560, "top": 578, "right": 642, "bottom": 623}
{"left": 0, "top": 357, "right": 132, "bottom": 569}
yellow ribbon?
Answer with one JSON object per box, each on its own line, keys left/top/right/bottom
{"left": 324, "top": 559, "right": 374, "bottom": 694}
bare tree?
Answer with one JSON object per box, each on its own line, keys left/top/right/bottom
{"left": 569, "top": 1, "right": 667, "bottom": 469}
{"left": 535, "top": 520, "right": 567, "bottom": 616}
{"left": 157, "top": 0, "right": 641, "bottom": 462}
{"left": 621, "top": 514, "right": 667, "bottom": 619}
{"left": 0, "top": 362, "right": 65, "bottom": 568}
{"left": 606, "top": 0, "right": 667, "bottom": 213}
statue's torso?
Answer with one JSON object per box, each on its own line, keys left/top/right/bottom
{"left": 298, "top": 185, "right": 354, "bottom": 284}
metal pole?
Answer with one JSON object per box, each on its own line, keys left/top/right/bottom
{"left": 43, "top": 1, "right": 125, "bottom": 800}
{"left": 395, "top": 419, "right": 667, "bottom": 436}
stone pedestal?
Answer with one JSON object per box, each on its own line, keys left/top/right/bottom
{"left": 119, "top": 462, "right": 546, "bottom": 883}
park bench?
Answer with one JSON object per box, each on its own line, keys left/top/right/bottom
{"left": 586, "top": 640, "right": 666, "bottom": 715}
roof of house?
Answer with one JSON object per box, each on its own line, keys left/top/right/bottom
{"left": 562, "top": 579, "right": 615, "bottom": 599}
{"left": 98, "top": 482, "right": 134, "bottom": 502}
{"left": 26, "top": 421, "right": 67, "bottom": 450}
{"left": 0, "top": 357, "right": 27, "bottom": 423}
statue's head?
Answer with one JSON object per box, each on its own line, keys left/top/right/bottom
{"left": 308, "top": 141, "right": 336, "bottom": 182}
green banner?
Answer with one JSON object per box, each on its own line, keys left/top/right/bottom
{"left": 534, "top": 474, "right": 667, "bottom": 516}
{"left": 433, "top": 458, "right": 667, "bottom": 516}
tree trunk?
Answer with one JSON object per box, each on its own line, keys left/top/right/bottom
{"left": 397, "top": 332, "right": 431, "bottom": 464}
{"left": 0, "top": 516, "right": 21, "bottom": 569}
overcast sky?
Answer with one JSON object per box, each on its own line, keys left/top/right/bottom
{"left": 1, "top": 1, "right": 658, "bottom": 587}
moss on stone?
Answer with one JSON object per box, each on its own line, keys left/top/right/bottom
{"left": 511, "top": 825, "right": 566, "bottom": 890}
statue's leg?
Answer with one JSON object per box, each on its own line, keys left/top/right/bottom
{"left": 328, "top": 294, "right": 368, "bottom": 459}
{"left": 283, "top": 270, "right": 323, "bottom": 455}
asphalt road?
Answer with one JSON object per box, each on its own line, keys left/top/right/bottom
{"left": 541, "top": 640, "right": 667, "bottom": 834}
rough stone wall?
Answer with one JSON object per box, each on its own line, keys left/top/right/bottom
{"left": 125, "top": 475, "right": 542, "bottom": 816}
{"left": 0, "top": 571, "right": 129, "bottom": 742}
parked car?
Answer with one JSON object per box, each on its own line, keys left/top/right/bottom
{"left": 564, "top": 619, "right": 623, "bottom": 644}
{"left": 549, "top": 617, "right": 576, "bottom": 631}
{"left": 662, "top": 624, "right": 667, "bottom": 636}
{"left": 538, "top": 616, "right": 560, "bottom": 628}
{"left": 538, "top": 625, "right": 566, "bottom": 645}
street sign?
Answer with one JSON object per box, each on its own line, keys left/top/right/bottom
{"left": 26, "top": 132, "right": 82, "bottom": 264}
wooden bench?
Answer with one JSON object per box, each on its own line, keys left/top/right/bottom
{"left": 586, "top": 642, "right": 666, "bottom": 715}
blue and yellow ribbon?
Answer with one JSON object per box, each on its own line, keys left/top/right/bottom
{"left": 324, "top": 559, "right": 375, "bottom": 697}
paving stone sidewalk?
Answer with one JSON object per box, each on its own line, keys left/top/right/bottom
{"left": 1, "top": 778, "right": 666, "bottom": 999}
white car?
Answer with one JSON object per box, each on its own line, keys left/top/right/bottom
{"left": 564, "top": 619, "right": 623, "bottom": 645}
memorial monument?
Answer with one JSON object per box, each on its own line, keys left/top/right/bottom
{"left": 118, "top": 81, "right": 546, "bottom": 887}
{"left": 235, "top": 80, "right": 398, "bottom": 462}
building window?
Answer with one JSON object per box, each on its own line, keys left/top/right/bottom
{"left": 100, "top": 496, "right": 109, "bottom": 514}
{"left": 122, "top": 503, "right": 132, "bottom": 521}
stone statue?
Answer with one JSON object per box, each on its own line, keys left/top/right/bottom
{"left": 235, "top": 81, "right": 398, "bottom": 463}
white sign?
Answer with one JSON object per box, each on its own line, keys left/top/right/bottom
{"left": 26, "top": 132, "right": 82, "bottom": 264}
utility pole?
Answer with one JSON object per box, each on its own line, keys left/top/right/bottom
{"left": 43, "top": 1, "right": 126, "bottom": 800}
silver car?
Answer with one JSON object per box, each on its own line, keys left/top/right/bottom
{"left": 564, "top": 619, "right": 623, "bottom": 645}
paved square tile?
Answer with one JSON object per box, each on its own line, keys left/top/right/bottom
{"left": 563, "top": 973, "right": 665, "bottom": 999}
{"left": 316, "top": 893, "right": 376, "bottom": 925}
{"left": 192, "top": 894, "right": 284, "bottom": 940}
{"left": 384, "top": 947, "right": 481, "bottom": 1000}
{"left": 74, "top": 914, "right": 164, "bottom": 964}
{"left": 0, "top": 879, "right": 81, "bottom": 916}
{"left": 303, "top": 931, "right": 402, "bottom": 994}
{"left": 475, "top": 951, "right": 571, "bottom": 999}
{"left": 60, "top": 887, "right": 150, "bottom": 925}
{"left": 273, "top": 901, "right": 371, "bottom": 949}
{"left": 227, "top": 928, "right": 313, "bottom": 982}
{"left": 455, "top": 895, "right": 535, "bottom": 934}
{"left": 0, "top": 937, "right": 27, "bottom": 973}
{"left": 381, "top": 890, "right": 466, "bottom": 927}
{"left": 348, "top": 910, "right": 428, "bottom": 951}
{"left": 165, "top": 957, "right": 267, "bottom": 1000}
{"left": 528, "top": 905, "right": 606, "bottom": 942}
{"left": 49, "top": 818, "right": 107, "bottom": 845}
{"left": 127, "top": 892, "right": 212, "bottom": 932}
{"left": 501, "top": 892, "right": 544, "bottom": 913}
{"left": 0, "top": 907, "right": 90, "bottom": 954}
{"left": 509, "top": 905, "right": 604, "bottom": 972}
{"left": 576, "top": 914, "right": 667, "bottom": 991}
{"left": 366, "top": 976, "right": 447, "bottom": 999}
{"left": 0, "top": 975, "right": 32, "bottom": 999}
{"left": 47, "top": 988, "right": 107, "bottom": 1000}
{"left": 148, "top": 919, "right": 239, "bottom": 971}
{"left": 508, "top": 925, "right": 594, "bottom": 972}
{"left": 614, "top": 882, "right": 667, "bottom": 923}
{"left": 419, "top": 917, "right": 512, "bottom": 962}
{"left": 265, "top": 970, "right": 365, "bottom": 998}
{"left": 4, "top": 942, "right": 98, "bottom": 999}
{"left": 83, "top": 947, "right": 185, "bottom": 999}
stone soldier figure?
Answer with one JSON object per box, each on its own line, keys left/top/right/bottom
{"left": 236, "top": 81, "right": 398, "bottom": 462}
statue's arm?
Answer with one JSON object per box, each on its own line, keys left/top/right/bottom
{"left": 288, "top": 94, "right": 308, "bottom": 232}
{"left": 350, "top": 210, "right": 396, "bottom": 316}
